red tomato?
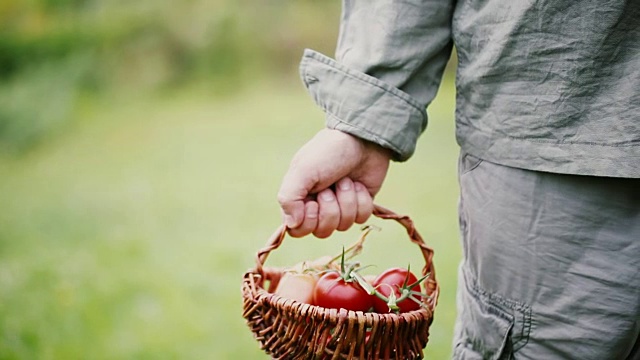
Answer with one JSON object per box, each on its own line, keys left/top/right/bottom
{"left": 313, "top": 272, "right": 372, "bottom": 312}
{"left": 372, "top": 268, "right": 422, "bottom": 313}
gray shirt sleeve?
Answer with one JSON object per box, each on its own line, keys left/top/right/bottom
{"left": 300, "top": 0, "right": 455, "bottom": 161}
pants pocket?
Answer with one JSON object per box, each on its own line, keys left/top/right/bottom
{"left": 453, "top": 268, "right": 531, "bottom": 360}
{"left": 458, "top": 151, "right": 484, "bottom": 176}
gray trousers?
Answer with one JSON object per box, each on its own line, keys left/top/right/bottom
{"left": 452, "top": 152, "right": 640, "bottom": 360}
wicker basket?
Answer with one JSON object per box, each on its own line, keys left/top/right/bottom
{"left": 241, "top": 205, "right": 438, "bottom": 360}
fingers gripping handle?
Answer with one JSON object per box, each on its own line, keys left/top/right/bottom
{"left": 255, "top": 205, "right": 437, "bottom": 292}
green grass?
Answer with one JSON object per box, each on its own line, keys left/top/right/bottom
{"left": 0, "top": 76, "right": 461, "bottom": 359}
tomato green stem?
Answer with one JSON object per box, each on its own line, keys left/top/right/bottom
{"left": 370, "top": 276, "right": 433, "bottom": 312}
{"left": 351, "top": 271, "right": 376, "bottom": 295}
{"left": 406, "top": 272, "right": 432, "bottom": 289}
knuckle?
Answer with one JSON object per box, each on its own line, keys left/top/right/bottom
{"left": 319, "top": 205, "right": 339, "bottom": 220}
{"left": 337, "top": 192, "right": 356, "bottom": 205}
{"left": 338, "top": 199, "right": 357, "bottom": 213}
{"left": 276, "top": 192, "right": 290, "bottom": 207}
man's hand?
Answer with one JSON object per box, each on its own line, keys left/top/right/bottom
{"left": 277, "top": 129, "right": 392, "bottom": 238}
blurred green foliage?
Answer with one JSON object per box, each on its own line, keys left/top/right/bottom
{"left": 0, "top": 79, "right": 460, "bottom": 359}
{"left": 0, "top": 0, "right": 341, "bottom": 152}
{"left": 0, "top": 2, "right": 462, "bottom": 358}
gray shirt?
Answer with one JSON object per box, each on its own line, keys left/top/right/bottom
{"left": 300, "top": 0, "right": 639, "bottom": 178}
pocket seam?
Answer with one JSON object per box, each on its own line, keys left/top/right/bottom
{"left": 465, "top": 273, "right": 532, "bottom": 352}
{"left": 460, "top": 153, "right": 484, "bottom": 175}
{"left": 460, "top": 301, "right": 514, "bottom": 360}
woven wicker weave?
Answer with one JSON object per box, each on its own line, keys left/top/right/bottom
{"left": 241, "top": 205, "right": 438, "bottom": 360}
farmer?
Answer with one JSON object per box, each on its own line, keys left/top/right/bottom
{"left": 276, "top": 1, "right": 639, "bottom": 359}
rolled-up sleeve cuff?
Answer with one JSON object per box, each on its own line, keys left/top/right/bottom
{"left": 299, "top": 49, "right": 427, "bottom": 162}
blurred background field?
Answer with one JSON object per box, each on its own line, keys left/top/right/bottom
{"left": 0, "top": 0, "right": 460, "bottom": 358}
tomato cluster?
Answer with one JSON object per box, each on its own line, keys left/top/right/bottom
{"left": 275, "top": 258, "right": 429, "bottom": 314}
{"left": 274, "top": 227, "right": 430, "bottom": 314}
{"left": 315, "top": 267, "right": 425, "bottom": 313}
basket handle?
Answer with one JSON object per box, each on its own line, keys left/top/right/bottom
{"left": 254, "top": 204, "right": 437, "bottom": 293}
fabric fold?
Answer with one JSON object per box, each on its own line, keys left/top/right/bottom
{"left": 299, "top": 49, "right": 427, "bottom": 161}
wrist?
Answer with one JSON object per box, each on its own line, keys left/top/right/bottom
{"left": 360, "top": 137, "right": 394, "bottom": 162}
{"left": 324, "top": 127, "right": 395, "bottom": 163}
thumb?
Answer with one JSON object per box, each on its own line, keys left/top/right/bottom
{"left": 277, "top": 167, "right": 316, "bottom": 228}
